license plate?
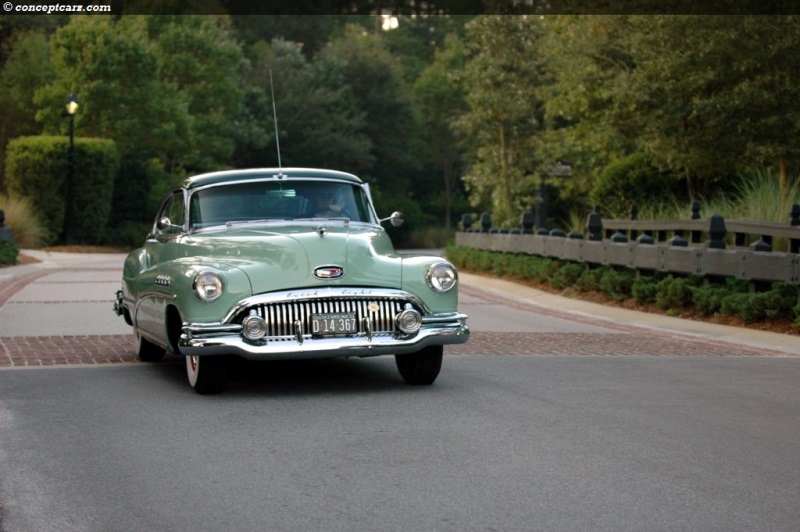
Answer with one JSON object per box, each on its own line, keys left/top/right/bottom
{"left": 311, "top": 312, "right": 357, "bottom": 336}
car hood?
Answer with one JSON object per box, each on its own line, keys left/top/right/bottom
{"left": 180, "top": 223, "right": 402, "bottom": 294}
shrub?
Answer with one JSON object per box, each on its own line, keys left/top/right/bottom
{"left": 591, "top": 153, "right": 686, "bottom": 217}
{"left": 575, "top": 267, "right": 604, "bottom": 292}
{"left": 712, "top": 283, "right": 797, "bottom": 323}
{"left": 692, "top": 286, "right": 732, "bottom": 316}
{"left": 550, "top": 262, "right": 586, "bottom": 290}
{"left": 0, "top": 194, "right": 50, "bottom": 247}
{"left": 761, "top": 283, "right": 798, "bottom": 320}
{"left": 99, "top": 220, "right": 150, "bottom": 249}
{"left": 0, "top": 242, "right": 18, "bottom": 265}
{"left": 720, "top": 293, "right": 751, "bottom": 319}
{"left": 446, "top": 246, "right": 800, "bottom": 325}
{"left": 656, "top": 275, "right": 702, "bottom": 309}
{"left": 6, "top": 135, "right": 119, "bottom": 245}
{"left": 632, "top": 275, "right": 659, "bottom": 304}
{"left": 598, "top": 268, "right": 636, "bottom": 301}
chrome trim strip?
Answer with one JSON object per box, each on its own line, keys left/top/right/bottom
{"left": 179, "top": 320, "right": 469, "bottom": 360}
{"left": 221, "top": 287, "right": 432, "bottom": 324}
{"left": 137, "top": 291, "right": 178, "bottom": 301}
{"left": 422, "top": 313, "right": 469, "bottom": 324}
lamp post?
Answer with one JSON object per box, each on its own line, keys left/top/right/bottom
{"left": 64, "top": 93, "right": 80, "bottom": 245}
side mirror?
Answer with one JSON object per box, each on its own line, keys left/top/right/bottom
{"left": 380, "top": 211, "right": 404, "bottom": 227}
{"left": 157, "top": 217, "right": 183, "bottom": 233}
{"left": 157, "top": 217, "right": 172, "bottom": 231}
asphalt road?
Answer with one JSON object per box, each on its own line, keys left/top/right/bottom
{"left": 1, "top": 357, "right": 799, "bottom": 531}
{"left": 1, "top": 251, "right": 800, "bottom": 531}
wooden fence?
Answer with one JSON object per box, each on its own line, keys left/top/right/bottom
{"left": 455, "top": 205, "right": 800, "bottom": 284}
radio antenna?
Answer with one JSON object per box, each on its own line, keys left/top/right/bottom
{"left": 269, "top": 69, "right": 284, "bottom": 178}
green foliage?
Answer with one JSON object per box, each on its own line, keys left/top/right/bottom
{"left": 632, "top": 275, "right": 659, "bottom": 305}
{"left": 456, "top": 16, "right": 548, "bottom": 227}
{"left": 591, "top": 153, "right": 685, "bottom": 217}
{"left": 720, "top": 293, "right": 762, "bottom": 323}
{"left": 550, "top": 262, "right": 585, "bottom": 290}
{"left": 6, "top": 15, "right": 800, "bottom": 246}
{"left": 692, "top": 286, "right": 733, "bottom": 316}
{"left": 572, "top": 266, "right": 636, "bottom": 300}
{"left": 691, "top": 278, "right": 750, "bottom": 316}
{"left": 413, "top": 34, "right": 468, "bottom": 228}
{"left": 320, "top": 25, "right": 421, "bottom": 191}
{"left": 623, "top": 16, "right": 800, "bottom": 191}
{"left": 0, "top": 242, "right": 18, "bottom": 265}
{"left": 6, "top": 135, "right": 119, "bottom": 244}
{"left": 574, "top": 267, "right": 603, "bottom": 293}
{"left": 101, "top": 220, "right": 150, "bottom": 249}
{"left": 655, "top": 276, "right": 703, "bottom": 309}
{"left": 760, "top": 283, "right": 799, "bottom": 320}
{"left": 0, "top": 193, "right": 49, "bottom": 247}
{"left": 448, "top": 245, "right": 800, "bottom": 325}
{"left": 0, "top": 30, "right": 54, "bottom": 191}
{"left": 598, "top": 268, "right": 636, "bottom": 301}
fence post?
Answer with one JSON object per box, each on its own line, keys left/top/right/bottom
{"left": 480, "top": 212, "right": 492, "bottom": 233}
{"left": 690, "top": 201, "right": 703, "bottom": 243}
{"left": 586, "top": 211, "right": 603, "bottom": 241}
{"left": 707, "top": 214, "right": 727, "bottom": 249}
{"left": 521, "top": 211, "right": 535, "bottom": 234}
{"left": 691, "top": 200, "right": 701, "bottom": 220}
{"left": 629, "top": 204, "right": 639, "bottom": 240}
{"left": 461, "top": 213, "right": 473, "bottom": 232}
{"left": 0, "top": 210, "right": 12, "bottom": 244}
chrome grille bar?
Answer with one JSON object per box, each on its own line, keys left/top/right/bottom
{"left": 240, "top": 298, "right": 407, "bottom": 338}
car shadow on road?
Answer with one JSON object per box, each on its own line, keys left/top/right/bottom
{"left": 153, "top": 355, "right": 422, "bottom": 397}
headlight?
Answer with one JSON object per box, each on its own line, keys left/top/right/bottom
{"left": 193, "top": 271, "right": 223, "bottom": 301}
{"left": 427, "top": 262, "right": 458, "bottom": 293}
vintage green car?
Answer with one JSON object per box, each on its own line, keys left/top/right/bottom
{"left": 114, "top": 168, "right": 469, "bottom": 393}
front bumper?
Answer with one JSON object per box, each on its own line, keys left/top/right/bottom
{"left": 179, "top": 313, "right": 469, "bottom": 360}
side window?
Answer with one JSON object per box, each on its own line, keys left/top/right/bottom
{"left": 157, "top": 192, "right": 185, "bottom": 233}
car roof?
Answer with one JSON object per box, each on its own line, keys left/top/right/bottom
{"left": 182, "top": 168, "right": 364, "bottom": 190}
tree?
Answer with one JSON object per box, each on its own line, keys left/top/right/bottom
{"left": 231, "top": 15, "right": 349, "bottom": 58}
{"left": 34, "top": 16, "right": 188, "bottom": 163}
{"left": 143, "top": 15, "right": 245, "bottom": 173}
{"left": 456, "top": 15, "right": 548, "bottom": 226}
{"left": 619, "top": 16, "right": 800, "bottom": 193}
{"left": 0, "top": 31, "right": 54, "bottom": 191}
{"left": 233, "top": 38, "right": 372, "bottom": 172}
{"left": 319, "top": 25, "right": 421, "bottom": 191}
{"left": 413, "top": 33, "right": 468, "bottom": 228}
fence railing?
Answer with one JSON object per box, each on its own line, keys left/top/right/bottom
{"left": 455, "top": 204, "right": 800, "bottom": 285}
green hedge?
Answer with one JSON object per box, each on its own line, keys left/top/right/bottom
{"left": 6, "top": 136, "right": 119, "bottom": 245}
{"left": 447, "top": 245, "right": 800, "bottom": 327}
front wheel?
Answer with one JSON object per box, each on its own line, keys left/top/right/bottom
{"left": 135, "top": 331, "right": 165, "bottom": 362}
{"left": 186, "top": 355, "right": 228, "bottom": 394}
{"left": 395, "top": 345, "right": 443, "bottom": 385}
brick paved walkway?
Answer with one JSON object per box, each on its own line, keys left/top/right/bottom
{"left": 0, "top": 329, "right": 790, "bottom": 368}
{"left": 0, "top": 265, "right": 793, "bottom": 368}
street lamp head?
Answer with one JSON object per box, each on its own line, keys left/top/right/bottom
{"left": 65, "top": 93, "right": 80, "bottom": 116}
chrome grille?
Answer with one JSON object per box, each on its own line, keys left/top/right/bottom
{"left": 238, "top": 298, "right": 408, "bottom": 338}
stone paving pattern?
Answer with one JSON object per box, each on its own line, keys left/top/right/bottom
{"left": 0, "top": 263, "right": 791, "bottom": 368}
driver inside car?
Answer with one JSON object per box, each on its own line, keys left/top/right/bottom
{"left": 309, "top": 187, "right": 344, "bottom": 218}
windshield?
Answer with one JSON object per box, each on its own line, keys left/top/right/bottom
{"left": 188, "top": 180, "right": 373, "bottom": 229}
